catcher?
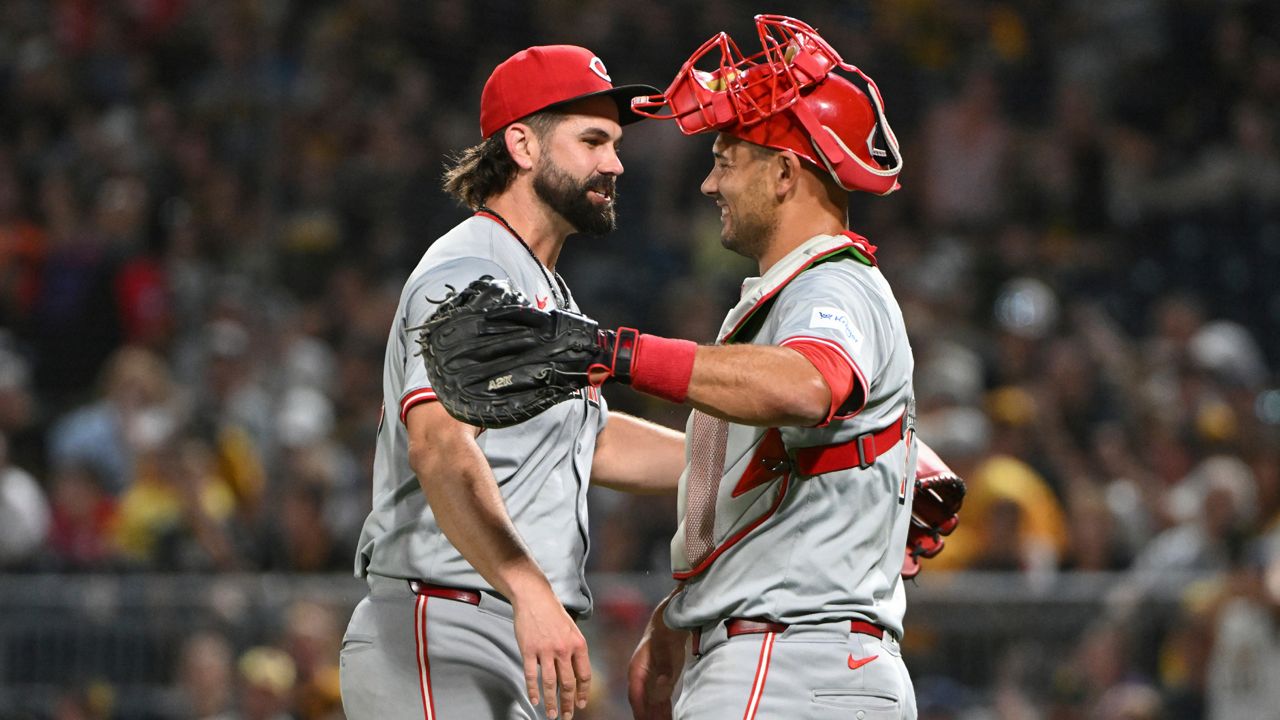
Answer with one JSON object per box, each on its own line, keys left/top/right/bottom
{"left": 417, "top": 16, "right": 964, "bottom": 720}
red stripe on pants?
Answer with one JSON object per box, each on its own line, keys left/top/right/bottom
{"left": 741, "top": 632, "right": 776, "bottom": 719}
{"left": 415, "top": 594, "right": 437, "bottom": 719}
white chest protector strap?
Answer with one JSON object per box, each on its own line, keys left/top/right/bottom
{"left": 717, "top": 233, "right": 875, "bottom": 344}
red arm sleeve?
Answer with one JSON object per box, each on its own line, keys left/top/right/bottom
{"left": 780, "top": 337, "right": 859, "bottom": 427}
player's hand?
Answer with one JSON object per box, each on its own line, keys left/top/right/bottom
{"left": 512, "top": 587, "right": 591, "bottom": 719}
{"left": 627, "top": 606, "right": 686, "bottom": 720}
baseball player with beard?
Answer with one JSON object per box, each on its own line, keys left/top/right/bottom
{"left": 338, "top": 46, "right": 684, "bottom": 720}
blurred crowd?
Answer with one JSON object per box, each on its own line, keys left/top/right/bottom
{"left": 45, "top": 596, "right": 350, "bottom": 720}
{"left": 1, "top": 0, "right": 1278, "bottom": 718}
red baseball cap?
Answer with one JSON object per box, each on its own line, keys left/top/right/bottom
{"left": 480, "top": 45, "right": 659, "bottom": 138}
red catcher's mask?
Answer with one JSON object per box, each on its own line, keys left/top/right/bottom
{"left": 632, "top": 15, "right": 903, "bottom": 195}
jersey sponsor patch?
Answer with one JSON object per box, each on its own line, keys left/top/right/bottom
{"left": 809, "top": 306, "right": 861, "bottom": 346}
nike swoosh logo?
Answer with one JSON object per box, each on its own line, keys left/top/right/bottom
{"left": 848, "top": 654, "right": 879, "bottom": 670}
{"left": 536, "top": 296, "right": 549, "bottom": 309}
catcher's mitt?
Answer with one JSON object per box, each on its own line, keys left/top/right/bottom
{"left": 902, "top": 441, "right": 966, "bottom": 579}
{"left": 412, "top": 276, "right": 608, "bottom": 428}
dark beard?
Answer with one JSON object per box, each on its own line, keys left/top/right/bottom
{"left": 532, "top": 159, "right": 617, "bottom": 236}
{"left": 721, "top": 202, "right": 776, "bottom": 260}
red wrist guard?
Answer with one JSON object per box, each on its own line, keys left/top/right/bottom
{"left": 629, "top": 333, "right": 697, "bottom": 403}
{"left": 591, "top": 328, "right": 696, "bottom": 403}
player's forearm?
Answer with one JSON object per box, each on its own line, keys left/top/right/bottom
{"left": 648, "top": 585, "right": 684, "bottom": 633}
{"left": 684, "top": 345, "right": 829, "bottom": 426}
{"left": 407, "top": 421, "right": 554, "bottom": 604}
{"left": 597, "top": 331, "right": 829, "bottom": 425}
{"left": 589, "top": 412, "right": 685, "bottom": 494}
{"left": 640, "top": 587, "right": 688, "bottom": 672}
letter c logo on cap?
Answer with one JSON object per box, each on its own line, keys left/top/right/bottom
{"left": 589, "top": 57, "right": 611, "bottom": 82}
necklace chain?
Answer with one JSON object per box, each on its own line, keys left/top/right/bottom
{"left": 478, "top": 206, "right": 568, "bottom": 309}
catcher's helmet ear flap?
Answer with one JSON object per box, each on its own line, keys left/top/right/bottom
{"left": 631, "top": 14, "right": 902, "bottom": 195}
{"left": 730, "top": 70, "right": 902, "bottom": 195}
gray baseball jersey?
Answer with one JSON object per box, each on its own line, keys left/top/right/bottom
{"left": 342, "top": 212, "right": 606, "bottom": 720}
{"left": 665, "top": 232, "right": 918, "bottom": 718}
{"left": 668, "top": 232, "right": 917, "bottom": 633}
{"left": 353, "top": 212, "right": 607, "bottom": 611}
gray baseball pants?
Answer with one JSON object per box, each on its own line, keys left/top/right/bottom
{"left": 674, "top": 619, "right": 917, "bottom": 719}
{"left": 340, "top": 573, "right": 547, "bottom": 719}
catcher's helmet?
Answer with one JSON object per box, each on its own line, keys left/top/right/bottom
{"left": 632, "top": 15, "right": 902, "bottom": 195}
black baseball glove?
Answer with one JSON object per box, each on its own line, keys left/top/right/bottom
{"left": 413, "top": 276, "right": 633, "bottom": 428}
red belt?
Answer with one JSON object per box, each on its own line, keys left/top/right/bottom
{"left": 408, "top": 581, "right": 481, "bottom": 605}
{"left": 692, "top": 618, "right": 889, "bottom": 655}
{"left": 794, "top": 411, "right": 906, "bottom": 475}
{"left": 849, "top": 620, "right": 885, "bottom": 640}
{"left": 407, "top": 581, "right": 583, "bottom": 620}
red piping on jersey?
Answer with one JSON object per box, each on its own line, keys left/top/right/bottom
{"left": 474, "top": 209, "right": 505, "bottom": 228}
{"left": 415, "top": 594, "right": 437, "bottom": 720}
{"left": 731, "top": 428, "right": 788, "bottom": 498}
{"left": 781, "top": 335, "right": 870, "bottom": 420}
{"left": 400, "top": 387, "right": 438, "bottom": 423}
{"left": 781, "top": 335, "right": 855, "bottom": 372}
{"left": 720, "top": 239, "right": 874, "bottom": 344}
{"left": 674, "top": 475, "right": 791, "bottom": 580}
{"left": 780, "top": 336, "right": 858, "bottom": 426}
{"left": 831, "top": 359, "right": 869, "bottom": 420}
{"left": 742, "top": 632, "right": 776, "bottom": 720}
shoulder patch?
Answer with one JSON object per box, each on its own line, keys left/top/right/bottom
{"left": 809, "top": 306, "right": 861, "bottom": 345}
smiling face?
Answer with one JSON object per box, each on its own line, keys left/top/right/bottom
{"left": 700, "top": 133, "right": 777, "bottom": 260}
{"left": 532, "top": 95, "right": 625, "bottom": 235}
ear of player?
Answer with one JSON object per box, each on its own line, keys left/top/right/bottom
{"left": 414, "top": 277, "right": 696, "bottom": 428}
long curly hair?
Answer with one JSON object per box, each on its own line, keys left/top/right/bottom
{"left": 441, "top": 112, "right": 561, "bottom": 210}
